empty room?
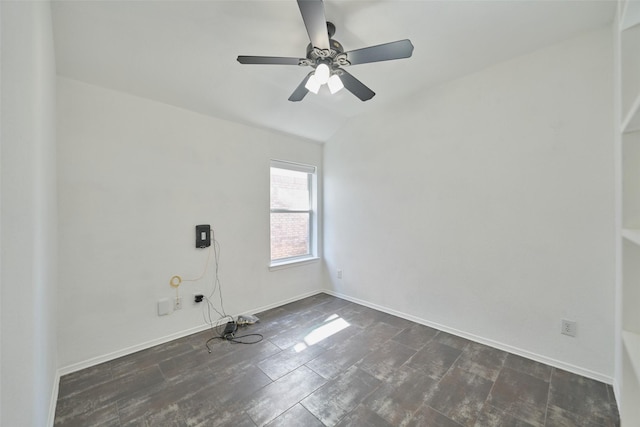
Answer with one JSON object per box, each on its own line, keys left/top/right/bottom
{"left": 2, "top": 0, "right": 638, "bottom": 425}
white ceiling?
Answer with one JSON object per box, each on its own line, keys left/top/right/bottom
{"left": 51, "top": 0, "right": 615, "bottom": 142}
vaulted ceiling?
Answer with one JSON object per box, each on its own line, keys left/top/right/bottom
{"left": 52, "top": 0, "right": 615, "bottom": 142}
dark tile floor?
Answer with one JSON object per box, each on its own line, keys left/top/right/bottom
{"left": 54, "top": 293, "right": 620, "bottom": 427}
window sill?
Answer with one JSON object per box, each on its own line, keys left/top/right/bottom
{"left": 269, "top": 256, "right": 320, "bottom": 271}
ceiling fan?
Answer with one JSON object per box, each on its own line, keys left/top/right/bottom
{"left": 237, "top": 0, "right": 414, "bottom": 102}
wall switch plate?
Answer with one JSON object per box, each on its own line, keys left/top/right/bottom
{"left": 561, "top": 319, "right": 577, "bottom": 337}
{"left": 158, "top": 298, "right": 172, "bottom": 316}
{"left": 195, "top": 224, "right": 211, "bottom": 248}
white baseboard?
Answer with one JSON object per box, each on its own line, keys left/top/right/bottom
{"left": 237, "top": 288, "right": 324, "bottom": 319}
{"left": 612, "top": 378, "right": 622, "bottom": 415}
{"left": 51, "top": 286, "right": 613, "bottom": 425}
{"left": 57, "top": 288, "right": 324, "bottom": 377}
{"left": 51, "top": 289, "right": 325, "bottom": 424}
{"left": 323, "top": 289, "right": 614, "bottom": 385}
{"left": 57, "top": 323, "right": 213, "bottom": 377}
{"left": 47, "top": 371, "right": 60, "bottom": 427}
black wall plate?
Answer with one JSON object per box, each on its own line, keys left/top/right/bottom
{"left": 195, "top": 224, "right": 211, "bottom": 248}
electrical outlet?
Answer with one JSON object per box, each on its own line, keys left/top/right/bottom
{"left": 174, "top": 297, "right": 183, "bottom": 311}
{"left": 337, "top": 269, "right": 343, "bottom": 279}
{"left": 561, "top": 319, "right": 576, "bottom": 337}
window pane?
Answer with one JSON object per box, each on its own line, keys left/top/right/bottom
{"left": 270, "top": 167, "right": 310, "bottom": 210}
{"left": 270, "top": 212, "right": 310, "bottom": 260}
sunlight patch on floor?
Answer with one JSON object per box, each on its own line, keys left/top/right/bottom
{"left": 294, "top": 314, "right": 350, "bottom": 352}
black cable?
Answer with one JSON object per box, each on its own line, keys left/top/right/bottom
{"left": 227, "top": 333, "right": 264, "bottom": 345}
{"left": 205, "top": 330, "right": 264, "bottom": 352}
{"left": 200, "top": 233, "right": 227, "bottom": 326}
{"left": 203, "top": 296, "right": 230, "bottom": 328}
{"left": 200, "top": 234, "right": 263, "bottom": 352}
{"left": 205, "top": 336, "right": 224, "bottom": 353}
{"left": 200, "top": 232, "right": 231, "bottom": 351}
{"left": 209, "top": 236, "right": 227, "bottom": 317}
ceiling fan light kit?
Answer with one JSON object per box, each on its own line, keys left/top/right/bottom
{"left": 237, "top": 0, "right": 414, "bottom": 102}
{"left": 305, "top": 62, "right": 343, "bottom": 94}
{"left": 305, "top": 73, "right": 322, "bottom": 94}
{"left": 313, "top": 62, "right": 330, "bottom": 84}
{"left": 327, "top": 74, "right": 344, "bottom": 94}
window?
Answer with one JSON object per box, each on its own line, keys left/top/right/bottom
{"left": 270, "top": 160, "right": 317, "bottom": 265}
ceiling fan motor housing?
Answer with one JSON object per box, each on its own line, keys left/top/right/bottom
{"left": 300, "top": 22, "right": 350, "bottom": 69}
{"left": 303, "top": 39, "right": 350, "bottom": 67}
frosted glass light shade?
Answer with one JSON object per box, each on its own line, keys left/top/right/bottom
{"left": 314, "top": 63, "right": 330, "bottom": 84}
{"left": 328, "top": 74, "right": 344, "bottom": 94}
{"left": 305, "top": 74, "right": 321, "bottom": 94}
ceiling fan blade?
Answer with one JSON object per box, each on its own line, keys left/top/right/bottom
{"left": 237, "top": 56, "right": 303, "bottom": 65}
{"left": 288, "top": 74, "right": 312, "bottom": 102}
{"left": 344, "top": 39, "right": 414, "bottom": 66}
{"left": 339, "top": 70, "right": 375, "bottom": 101}
{"left": 297, "top": 0, "right": 330, "bottom": 51}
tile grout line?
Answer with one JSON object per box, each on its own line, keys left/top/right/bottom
{"left": 400, "top": 343, "right": 438, "bottom": 425}
{"left": 543, "top": 367, "right": 555, "bottom": 427}
{"left": 420, "top": 335, "right": 467, "bottom": 423}
{"left": 473, "top": 350, "right": 508, "bottom": 426}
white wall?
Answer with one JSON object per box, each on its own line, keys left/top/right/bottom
{"left": 324, "top": 28, "right": 615, "bottom": 380}
{"left": 1, "top": 1, "right": 59, "bottom": 426}
{"left": 1, "top": 2, "right": 3, "bottom": 421}
{"left": 57, "top": 78, "right": 323, "bottom": 369}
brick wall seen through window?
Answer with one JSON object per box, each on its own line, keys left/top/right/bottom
{"left": 270, "top": 164, "right": 314, "bottom": 261}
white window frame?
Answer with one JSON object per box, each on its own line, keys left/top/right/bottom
{"left": 269, "top": 159, "right": 319, "bottom": 269}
